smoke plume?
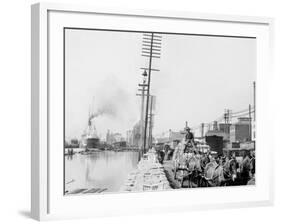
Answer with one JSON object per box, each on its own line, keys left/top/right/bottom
{"left": 90, "top": 76, "right": 131, "bottom": 121}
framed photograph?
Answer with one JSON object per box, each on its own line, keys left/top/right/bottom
{"left": 31, "top": 2, "right": 274, "bottom": 221}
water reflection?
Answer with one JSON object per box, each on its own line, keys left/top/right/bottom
{"left": 65, "top": 151, "right": 139, "bottom": 193}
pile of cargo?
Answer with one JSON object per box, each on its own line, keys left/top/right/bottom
{"left": 120, "top": 149, "right": 170, "bottom": 192}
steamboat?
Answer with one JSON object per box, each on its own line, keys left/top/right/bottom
{"left": 81, "top": 113, "right": 100, "bottom": 150}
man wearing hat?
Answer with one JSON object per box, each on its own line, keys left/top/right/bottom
{"left": 184, "top": 127, "right": 195, "bottom": 152}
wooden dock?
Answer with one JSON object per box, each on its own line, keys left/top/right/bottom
{"left": 66, "top": 188, "right": 108, "bottom": 195}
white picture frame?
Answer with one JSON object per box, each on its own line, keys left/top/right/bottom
{"left": 31, "top": 2, "right": 274, "bottom": 221}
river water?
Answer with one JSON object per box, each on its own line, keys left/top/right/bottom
{"left": 65, "top": 150, "right": 139, "bottom": 194}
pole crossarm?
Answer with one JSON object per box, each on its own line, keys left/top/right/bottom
{"left": 142, "top": 51, "right": 161, "bottom": 55}
{"left": 136, "top": 94, "right": 150, "bottom": 96}
{"left": 138, "top": 88, "right": 148, "bottom": 91}
{"left": 141, "top": 54, "right": 161, "bottom": 59}
{"left": 143, "top": 38, "right": 162, "bottom": 42}
{"left": 140, "top": 67, "right": 160, "bottom": 72}
{"left": 142, "top": 47, "right": 161, "bottom": 52}
{"left": 142, "top": 44, "right": 161, "bottom": 48}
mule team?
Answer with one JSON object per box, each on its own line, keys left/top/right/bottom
{"left": 157, "top": 127, "right": 255, "bottom": 188}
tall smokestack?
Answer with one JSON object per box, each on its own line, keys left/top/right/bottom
{"left": 213, "top": 121, "right": 218, "bottom": 131}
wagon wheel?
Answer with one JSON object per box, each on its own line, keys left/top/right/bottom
{"left": 180, "top": 176, "right": 184, "bottom": 187}
{"left": 174, "top": 168, "right": 184, "bottom": 187}
{"left": 174, "top": 167, "right": 177, "bottom": 179}
{"left": 188, "top": 175, "right": 192, "bottom": 188}
{"left": 178, "top": 169, "right": 190, "bottom": 188}
{"left": 185, "top": 172, "right": 192, "bottom": 188}
{"left": 179, "top": 170, "right": 185, "bottom": 187}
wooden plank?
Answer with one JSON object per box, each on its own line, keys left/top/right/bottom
{"left": 68, "top": 188, "right": 88, "bottom": 194}
{"left": 97, "top": 188, "right": 107, "bottom": 193}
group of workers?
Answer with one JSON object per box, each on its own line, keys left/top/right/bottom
{"left": 157, "top": 127, "right": 255, "bottom": 187}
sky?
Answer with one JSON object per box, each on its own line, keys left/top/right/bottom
{"left": 65, "top": 29, "right": 256, "bottom": 140}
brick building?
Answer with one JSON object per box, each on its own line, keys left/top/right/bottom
{"left": 229, "top": 117, "right": 251, "bottom": 142}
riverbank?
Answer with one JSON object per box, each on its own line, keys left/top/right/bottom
{"left": 64, "top": 147, "right": 139, "bottom": 156}
{"left": 65, "top": 151, "right": 139, "bottom": 195}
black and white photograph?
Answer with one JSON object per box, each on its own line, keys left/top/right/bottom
{"left": 1, "top": 0, "right": 278, "bottom": 222}
{"left": 64, "top": 28, "right": 256, "bottom": 195}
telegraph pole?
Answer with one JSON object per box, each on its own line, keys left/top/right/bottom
{"left": 253, "top": 81, "right": 256, "bottom": 121}
{"left": 224, "top": 109, "right": 227, "bottom": 133}
{"left": 249, "top": 104, "right": 252, "bottom": 141}
{"left": 201, "top": 123, "right": 204, "bottom": 138}
{"left": 148, "top": 95, "right": 154, "bottom": 148}
{"left": 136, "top": 71, "right": 148, "bottom": 151}
{"left": 141, "top": 33, "right": 162, "bottom": 153}
{"left": 140, "top": 80, "right": 145, "bottom": 138}
{"left": 253, "top": 81, "right": 256, "bottom": 141}
{"left": 223, "top": 109, "right": 231, "bottom": 133}
{"left": 227, "top": 109, "right": 231, "bottom": 124}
